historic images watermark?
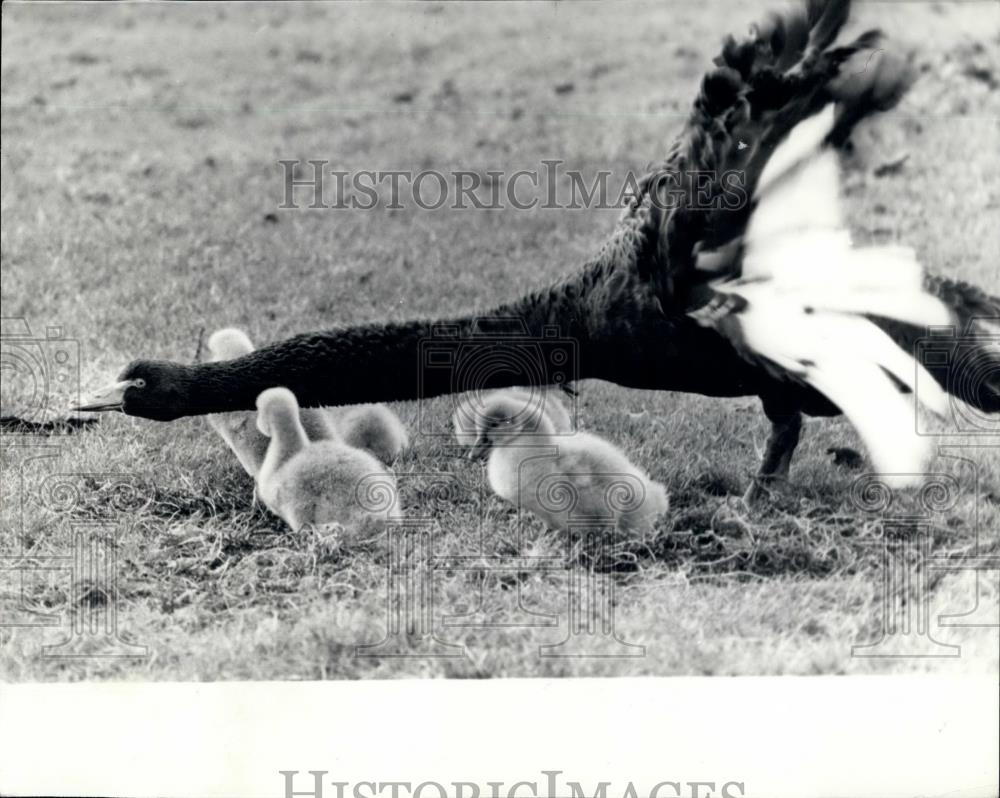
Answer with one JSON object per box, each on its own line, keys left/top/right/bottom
{"left": 277, "top": 160, "right": 748, "bottom": 212}
{"left": 848, "top": 454, "right": 999, "bottom": 659}
{"left": 0, "top": 472, "right": 150, "bottom": 661}
{"left": 1, "top": 320, "right": 148, "bottom": 659}
{"left": 355, "top": 475, "right": 647, "bottom": 661}
{"left": 279, "top": 770, "right": 747, "bottom": 798}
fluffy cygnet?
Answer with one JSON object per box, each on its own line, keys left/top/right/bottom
{"left": 336, "top": 404, "right": 410, "bottom": 465}
{"left": 255, "top": 388, "right": 402, "bottom": 532}
{"left": 205, "top": 328, "right": 338, "bottom": 477}
{"left": 469, "top": 392, "right": 667, "bottom": 533}
{"left": 452, "top": 387, "right": 572, "bottom": 448}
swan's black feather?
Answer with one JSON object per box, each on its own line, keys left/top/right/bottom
{"left": 638, "top": 14, "right": 895, "bottom": 304}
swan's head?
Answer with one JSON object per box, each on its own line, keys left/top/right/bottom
{"left": 75, "top": 360, "right": 193, "bottom": 421}
{"left": 207, "top": 328, "right": 254, "bottom": 362}
{"left": 466, "top": 392, "right": 548, "bottom": 460}
{"left": 255, "top": 387, "right": 300, "bottom": 438}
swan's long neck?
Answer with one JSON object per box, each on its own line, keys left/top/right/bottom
{"left": 143, "top": 263, "right": 770, "bottom": 419}
{"left": 166, "top": 280, "right": 574, "bottom": 415}
{"left": 183, "top": 313, "right": 568, "bottom": 415}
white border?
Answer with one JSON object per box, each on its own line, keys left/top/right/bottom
{"left": 1, "top": 675, "right": 997, "bottom": 798}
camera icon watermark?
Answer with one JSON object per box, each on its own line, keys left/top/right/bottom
{"left": 0, "top": 318, "right": 81, "bottom": 425}
{"left": 915, "top": 321, "right": 1000, "bottom": 435}
{"left": 417, "top": 317, "right": 579, "bottom": 441}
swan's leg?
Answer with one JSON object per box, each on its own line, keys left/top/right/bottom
{"left": 744, "top": 397, "right": 803, "bottom": 505}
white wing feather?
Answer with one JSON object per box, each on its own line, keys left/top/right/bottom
{"left": 706, "top": 103, "right": 953, "bottom": 482}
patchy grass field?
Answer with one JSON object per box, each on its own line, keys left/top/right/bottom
{"left": 1, "top": 1, "right": 998, "bottom": 681}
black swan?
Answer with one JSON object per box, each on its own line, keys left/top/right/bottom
{"left": 78, "top": 0, "right": 1000, "bottom": 497}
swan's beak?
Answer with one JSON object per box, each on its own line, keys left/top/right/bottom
{"left": 467, "top": 436, "right": 490, "bottom": 461}
{"left": 73, "top": 380, "right": 134, "bottom": 412}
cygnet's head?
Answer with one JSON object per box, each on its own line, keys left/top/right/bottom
{"left": 467, "top": 392, "right": 551, "bottom": 460}
{"left": 207, "top": 328, "right": 254, "bottom": 362}
{"left": 453, "top": 388, "right": 550, "bottom": 448}
{"left": 255, "top": 387, "right": 301, "bottom": 438}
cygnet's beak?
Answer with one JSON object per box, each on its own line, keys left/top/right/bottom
{"left": 467, "top": 436, "right": 490, "bottom": 461}
{"left": 73, "top": 380, "right": 135, "bottom": 412}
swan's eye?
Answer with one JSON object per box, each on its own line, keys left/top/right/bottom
{"left": 133, "top": 378, "right": 146, "bottom": 389}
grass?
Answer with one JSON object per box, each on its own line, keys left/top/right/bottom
{"left": 1, "top": 0, "right": 998, "bottom": 681}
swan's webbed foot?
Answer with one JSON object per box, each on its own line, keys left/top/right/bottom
{"left": 743, "top": 475, "right": 784, "bottom": 506}
{"left": 743, "top": 398, "right": 803, "bottom": 508}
